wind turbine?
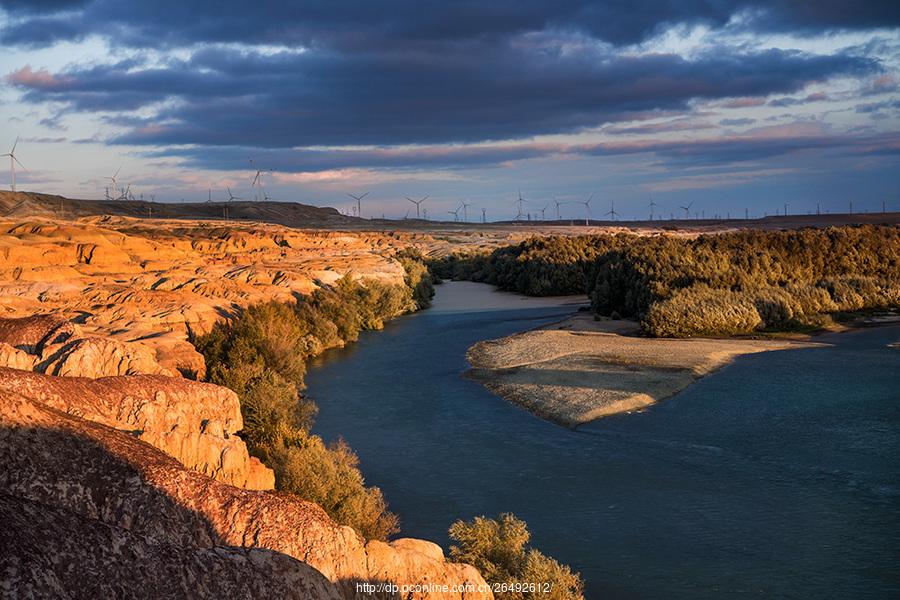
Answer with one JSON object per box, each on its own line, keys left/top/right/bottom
{"left": 105, "top": 167, "right": 122, "bottom": 200}
{"left": 406, "top": 195, "right": 427, "bottom": 219}
{"left": 605, "top": 199, "right": 619, "bottom": 222}
{"left": 482, "top": 207, "right": 486, "bottom": 223}
{"left": 347, "top": 192, "right": 369, "bottom": 218}
{"left": 514, "top": 190, "right": 525, "bottom": 221}
{"left": 461, "top": 200, "right": 474, "bottom": 222}
{"left": 539, "top": 203, "right": 548, "bottom": 221}
{"left": 226, "top": 187, "right": 241, "bottom": 202}
{"left": 250, "top": 169, "right": 269, "bottom": 201}
{"left": 649, "top": 194, "right": 659, "bottom": 221}
{"left": 554, "top": 198, "right": 563, "bottom": 220}
{"left": 2, "top": 137, "right": 26, "bottom": 192}
{"left": 680, "top": 201, "right": 694, "bottom": 219}
{"left": 447, "top": 205, "right": 461, "bottom": 222}
{"left": 581, "top": 193, "right": 593, "bottom": 226}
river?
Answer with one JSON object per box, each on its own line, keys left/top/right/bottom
{"left": 306, "top": 282, "right": 900, "bottom": 599}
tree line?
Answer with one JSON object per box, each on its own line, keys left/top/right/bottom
{"left": 430, "top": 225, "right": 900, "bottom": 337}
{"left": 193, "top": 249, "right": 434, "bottom": 540}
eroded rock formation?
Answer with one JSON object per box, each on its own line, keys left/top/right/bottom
{"left": 0, "top": 387, "right": 491, "bottom": 599}
{"left": 0, "top": 367, "right": 274, "bottom": 491}
{"left": 0, "top": 314, "right": 175, "bottom": 379}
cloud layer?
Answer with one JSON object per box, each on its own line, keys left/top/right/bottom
{"left": 1, "top": 0, "right": 898, "bottom": 214}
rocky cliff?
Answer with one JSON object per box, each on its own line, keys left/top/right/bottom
{"left": 0, "top": 367, "right": 275, "bottom": 491}
{"left": 0, "top": 385, "right": 491, "bottom": 598}
{"left": 0, "top": 217, "right": 414, "bottom": 376}
{"left": 0, "top": 314, "right": 176, "bottom": 379}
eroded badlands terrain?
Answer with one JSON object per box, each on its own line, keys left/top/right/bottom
{"left": 0, "top": 214, "right": 493, "bottom": 598}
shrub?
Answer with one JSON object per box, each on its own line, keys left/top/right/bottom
{"left": 449, "top": 513, "right": 584, "bottom": 600}
{"left": 396, "top": 248, "right": 435, "bottom": 309}
{"left": 643, "top": 285, "right": 762, "bottom": 337}
{"left": 590, "top": 225, "right": 900, "bottom": 336}
{"left": 260, "top": 429, "right": 399, "bottom": 541}
{"left": 193, "top": 273, "right": 423, "bottom": 541}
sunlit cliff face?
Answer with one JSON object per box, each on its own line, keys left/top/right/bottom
{"left": 1, "top": 1, "right": 898, "bottom": 218}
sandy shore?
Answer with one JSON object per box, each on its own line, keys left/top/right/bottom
{"left": 466, "top": 313, "right": 822, "bottom": 428}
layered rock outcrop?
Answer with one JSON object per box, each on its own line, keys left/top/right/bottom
{"left": 0, "top": 218, "right": 416, "bottom": 376}
{"left": 0, "top": 388, "right": 491, "bottom": 599}
{"left": 0, "top": 315, "right": 176, "bottom": 379}
{"left": 0, "top": 367, "right": 274, "bottom": 491}
{"left": 0, "top": 493, "right": 340, "bottom": 599}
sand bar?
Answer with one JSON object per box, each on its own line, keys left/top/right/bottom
{"left": 466, "top": 313, "right": 823, "bottom": 427}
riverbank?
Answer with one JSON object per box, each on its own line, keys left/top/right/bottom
{"left": 466, "top": 312, "right": 822, "bottom": 427}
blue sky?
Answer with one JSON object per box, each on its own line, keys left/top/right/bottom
{"left": 1, "top": 1, "right": 899, "bottom": 220}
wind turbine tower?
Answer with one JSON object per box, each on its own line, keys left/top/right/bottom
{"left": 105, "top": 167, "right": 122, "bottom": 200}
{"left": 2, "top": 137, "right": 26, "bottom": 193}
{"left": 461, "top": 200, "right": 474, "bottom": 222}
{"left": 406, "top": 195, "right": 428, "bottom": 219}
{"left": 649, "top": 194, "right": 659, "bottom": 221}
{"left": 514, "top": 190, "right": 526, "bottom": 221}
{"left": 605, "top": 199, "right": 619, "bottom": 222}
{"left": 582, "top": 193, "right": 593, "bottom": 226}
{"left": 347, "top": 192, "right": 369, "bottom": 218}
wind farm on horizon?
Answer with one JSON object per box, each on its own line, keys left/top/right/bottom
{"left": 2, "top": 135, "right": 898, "bottom": 227}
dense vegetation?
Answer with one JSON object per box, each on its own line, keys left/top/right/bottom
{"left": 449, "top": 513, "right": 584, "bottom": 600}
{"left": 194, "top": 254, "right": 434, "bottom": 540}
{"left": 590, "top": 225, "right": 900, "bottom": 336}
{"left": 429, "top": 235, "right": 621, "bottom": 296}
{"left": 431, "top": 226, "right": 900, "bottom": 337}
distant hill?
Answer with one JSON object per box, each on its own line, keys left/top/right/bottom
{"left": 2, "top": 190, "right": 898, "bottom": 232}
{"left": 0, "top": 191, "right": 358, "bottom": 228}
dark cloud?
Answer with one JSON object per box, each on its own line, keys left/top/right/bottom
{"left": 143, "top": 127, "right": 900, "bottom": 174}
{"left": 144, "top": 143, "right": 558, "bottom": 172}
{"left": 767, "top": 91, "right": 831, "bottom": 107}
{"left": 7, "top": 45, "right": 878, "bottom": 148}
{"left": 856, "top": 99, "right": 900, "bottom": 113}
{"left": 2, "top": 1, "right": 898, "bottom": 49}
{"left": 720, "top": 118, "right": 757, "bottom": 126}
{"left": 576, "top": 128, "right": 900, "bottom": 166}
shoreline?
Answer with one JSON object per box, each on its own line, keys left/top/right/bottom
{"left": 465, "top": 310, "right": 832, "bottom": 428}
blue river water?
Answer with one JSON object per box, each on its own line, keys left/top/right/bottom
{"left": 306, "top": 282, "right": 900, "bottom": 599}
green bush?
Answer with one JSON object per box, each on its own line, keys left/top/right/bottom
{"left": 449, "top": 513, "right": 583, "bottom": 600}
{"left": 429, "top": 235, "right": 624, "bottom": 296}
{"left": 438, "top": 226, "right": 900, "bottom": 336}
{"left": 590, "top": 225, "right": 900, "bottom": 317}
{"left": 259, "top": 429, "right": 399, "bottom": 541}
{"left": 193, "top": 271, "right": 428, "bottom": 540}
{"left": 643, "top": 285, "right": 762, "bottom": 337}
{"left": 396, "top": 248, "right": 435, "bottom": 309}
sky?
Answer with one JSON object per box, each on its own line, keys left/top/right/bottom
{"left": 1, "top": 1, "right": 899, "bottom": 221}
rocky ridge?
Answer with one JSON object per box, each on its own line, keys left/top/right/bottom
{"left": 0, "top": 389, "right": 490, "bottom": 598}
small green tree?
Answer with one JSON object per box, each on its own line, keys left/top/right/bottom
{"left": 261, "top": 429, "right": 399, "bottom": 541}
{"left": 449, "top": 513, "right": 583, "bottom": 600}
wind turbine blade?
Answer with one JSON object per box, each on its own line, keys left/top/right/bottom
{"left": 12, "top": 156, "right": 27, "bottom": 171}
{"left": 11, "top": 136, "right": 19, "bottom": 154}
{"left": 359, "top": 192, "right": 369, "bottom": 200}
{"left": 114, "top": 166, "right": 121, "bottom": 178}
